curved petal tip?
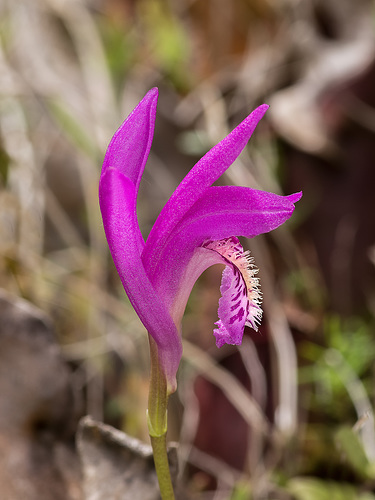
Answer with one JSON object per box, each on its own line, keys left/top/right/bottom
{"left": 147, "top": 87, "right": 159, "bottom": 98}
{"left": 101, "top": 87, "right": 159, "bottom": 188}
{"left": 288, "top": 191, "right": 303, "bottom": 204}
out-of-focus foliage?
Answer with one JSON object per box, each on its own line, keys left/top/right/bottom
{"left": 287, "top": 477, "right": 375, "bottom": 500}
{"left": 1, "top": 0, "right": 375, "bottom": 498}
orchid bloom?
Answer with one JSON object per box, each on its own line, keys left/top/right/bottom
{"left": 99, "top": 88, "right": 301, "bottom": 396}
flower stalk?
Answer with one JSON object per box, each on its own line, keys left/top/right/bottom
{"left": 147, "top": 337, "right": 175, "bottom": 499}
{"left": 150, "top": 434, "right": 174, "bottom": 500}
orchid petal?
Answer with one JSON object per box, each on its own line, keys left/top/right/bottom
{"left": 145, "top": 187, "right": 301, "bottom": 309}
{"left": 101, "top": 88, "right": 158, "bottom": 190}
{"left": 101, "top": 88, "right": 158, "bottom": 254}
{"left": 99, "top": 167, "right": 182, "bottom": 391}
{"left": 144, "top": 104, "right": 269, "bottom": 269}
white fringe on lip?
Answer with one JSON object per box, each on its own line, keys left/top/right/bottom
{"left": 202, "top": 236, "right": 262, "bottom": 331}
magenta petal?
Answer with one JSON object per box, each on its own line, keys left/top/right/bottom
{"left": 144, "top": 187, "right": 299, "bottom": 329}
{"left": 101, "top": 88, "right": 158, "bottom": 254}
{"left": 144, "top": 104, "right": 269, "bottom": 272}
{"left": 101, "top": 88, "right": 158, "bottom": 192}
{"left": 184, "top": 187, "right": 303, "bottom": 239}
{"left": 145, "top": 187, "right": 301, "bottom": 290}
{"left": 99, "top": 168, "right": 182, "bottom": 391}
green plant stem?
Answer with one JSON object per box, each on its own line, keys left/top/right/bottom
{"left": 150, "top": 433, "right": 175, "bottom": 500}
{"left": 147, "top": 337, "right": 175, "bottom": 500}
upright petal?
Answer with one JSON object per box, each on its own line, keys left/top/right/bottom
{"left": 101, "top": 88, "right": 158, "bottom": 190}
{"left": 99, "top": 168, "right": 182, "bottom": 392}
{"left": 143, "top": 104, "right": 269, "bottom": 271}
{"left": 101, "top": 88, "right": 158, "bottom": 254}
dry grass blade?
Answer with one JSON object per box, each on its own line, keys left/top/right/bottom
{"left": 182, "top": 340, "right": 270, "bottom": 437}
{"left": 324, "top": 348, "right": 375, "bottom": 461}
{"left": 185, "top": 445, "right": 243, "bottom": 489}
{"left": 43, "top": 0, "right": 117, "bottom": 148}
{"left": 238, "top": 337, "right": 268, "bottom": 474}
{"left": 0, "top": 43, "right": 44, "bottom": 263}
{"left": 250, "top": 236, "right": 298, "bottom": 436}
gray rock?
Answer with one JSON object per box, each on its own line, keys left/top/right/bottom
{"left": 77, "top": 416, "right": 178, "bottom": 500}
{"left": 0, "top": 289, "right": 82, "bottom": 500}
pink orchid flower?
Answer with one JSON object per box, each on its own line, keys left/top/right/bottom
{"left": 99, "top": 88, "right": 301, "bottom": 394}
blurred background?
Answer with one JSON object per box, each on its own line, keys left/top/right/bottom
{"left": 1, "top": 0, "right": 375, "bottom": 498}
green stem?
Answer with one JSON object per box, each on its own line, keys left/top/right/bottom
{"left": 147, "top": 337, "right": 175, "bottom": 500}
{"left": 150, "top": 434, "right": 175, "bottom": 500}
